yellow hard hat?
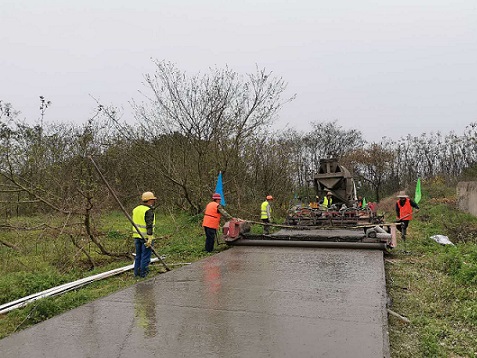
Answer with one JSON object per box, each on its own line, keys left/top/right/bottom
{"left": 141, "top": 191, "right": 157, "bottom": 202}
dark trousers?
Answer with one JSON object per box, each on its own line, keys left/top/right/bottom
{"left": 204, "top": 227, "right": 217, "bottom": 252}
{"left": 262, "top": 218, "right": 270, "bottom": 234}
{"left": 400, "top": 220, "right": 410, "bottom": 239}
{"left": 134, "top": 238, "right": 152, "bottom": 277}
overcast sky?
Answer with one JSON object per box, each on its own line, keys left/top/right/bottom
{"left": 2, "top": 0, "right": 477, "bottom": 142}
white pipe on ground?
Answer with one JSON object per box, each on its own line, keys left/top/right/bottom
{"left": 0, "top": 258, "right": 160, "bottom": 315}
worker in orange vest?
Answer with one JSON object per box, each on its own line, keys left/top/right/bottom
{"left": 202, "top": 193, "right": 233, "bottom": 252}
{"left": 395, "top": 191, "right": 419, "bottom": 240}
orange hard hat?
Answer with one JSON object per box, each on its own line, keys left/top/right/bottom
{"left": 266, "top": 195, "right": 273, "bottom": 200}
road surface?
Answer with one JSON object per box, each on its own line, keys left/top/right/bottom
{"left": 0, "top": 246, "right": 390, "bottom": 357}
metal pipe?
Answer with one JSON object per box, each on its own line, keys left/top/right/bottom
{"left": 229, "top": 239, "right": 387, "bottom": 250}
{"left": 374, "top": 226, "right": 388, "bottom": 233}
{"left": 88, "top": 156, "right": 170, "bottom": 271}
{"left": 245, "top": 220, "right": 298, "bottom": 229}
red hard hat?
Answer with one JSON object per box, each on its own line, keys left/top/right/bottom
{"left": 266, "top": 195, "right": 273, "bottom": 200}
{"left": 212, "top": 193, "right": 222, "bottom": 200}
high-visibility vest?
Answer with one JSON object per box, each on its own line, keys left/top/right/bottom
{"left": 261, "top": 201, "right": 271, "bottom": 219}
{"left": 397, "top": 198, "right": 413, "bottom": 220}
{"left": 323, "top": 196, "right": 333, "bottom": 208}
{"left": 132, "top": 204, "right": 155, "bottom": 238}
{"left": 203, "top": 202, "right": 221, "bottom": 229}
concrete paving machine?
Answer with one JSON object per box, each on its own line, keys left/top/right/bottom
{"left": 222, "top": 218, "right": 397, "bottom": 250}
{"left": 222, "top": 159, "right": 397, "bottom": 250}
{"left": 286, "top": 158, "right": 383, "bottom": 227}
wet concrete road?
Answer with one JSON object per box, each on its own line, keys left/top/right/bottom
{"left": 0, "top": 246, "right": 390, "bottom": 357}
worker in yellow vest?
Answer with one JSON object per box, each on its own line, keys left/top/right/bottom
{"left": 132, "top": 191, "right": 157, "bottom": 278}
{"left": 322, "top": 191, "right": 333, "bottom": 208}
{"left": 261, "top": 195, "right": 273, "bottom": 234}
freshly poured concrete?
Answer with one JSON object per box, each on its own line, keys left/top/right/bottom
{"left": 0, "top": 246, "right": 390, "bottom": 357}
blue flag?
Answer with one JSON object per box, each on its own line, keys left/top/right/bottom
{"left": 215, "top": 171, "right": 226, "bottom": 206}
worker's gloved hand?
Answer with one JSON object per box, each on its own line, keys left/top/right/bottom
{"left": 145, "top": 235, "right": 154, "bottom": 248}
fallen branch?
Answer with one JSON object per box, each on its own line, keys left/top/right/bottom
{"left": 0, "top": 239, "right": 20, "bottom": 251}
{"left": 0, "top": 222, "right": 84, "bottom": 231}
{"left": 387, "top": 309, "right": 411, "bottom": 324}
{"left": 70, "top": 234, "right": 95, "bottom": 270}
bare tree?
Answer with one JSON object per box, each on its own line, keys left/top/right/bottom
{"left": 302, "top": 120, "right": 365, "bottom": 174}
{"left": 0, "top": 105, "right": 131, "bottom": 267}
{"left": 106, "top": 60, "right": 295, "bottom": 214}
{"left": 346, "top": 143, "right": 395, "bottom": 202}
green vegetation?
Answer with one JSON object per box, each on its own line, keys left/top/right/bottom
{"left": 385, "top": 183, "right": 477, "bottom": 357}
{"left": 1, "top": 181, "right": 476, "bottom": 357}
{"left": 0, "top": 211, "right": 222, "bottom": 339}
{"left": 3, "top": 63, "right": 477, "bottom": 355}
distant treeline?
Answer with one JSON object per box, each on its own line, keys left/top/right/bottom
{"left": 1, "top": 62, "right": 476, "bottom": 220}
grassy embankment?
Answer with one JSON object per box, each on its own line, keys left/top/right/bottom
{"left": 383, "top": 178, "right": 477, "bottom": 357}
{"left": 1, "top": 180, "right": 476, "bottom": 357}
{"left": 0, "top": 211, "right": 218, "bottom": 339}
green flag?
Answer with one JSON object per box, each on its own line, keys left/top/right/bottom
{"left": 414, "top": 178, "right": 422, "bottom": 204}
{"left": 362, "top": 197, "right": 367, "bottom": 208}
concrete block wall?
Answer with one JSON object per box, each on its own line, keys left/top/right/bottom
{"left": 457, "top": 181, "right": 477, "bottom": 216}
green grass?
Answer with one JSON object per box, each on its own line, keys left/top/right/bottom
{"left": 386, "top": 189, "right": 477, "bottom": 357}
{"left": 0, "top": 210, "right": 224, "bottom": 339}
{"left": 1, "top": 188, "right": 477, "bottom": 357}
